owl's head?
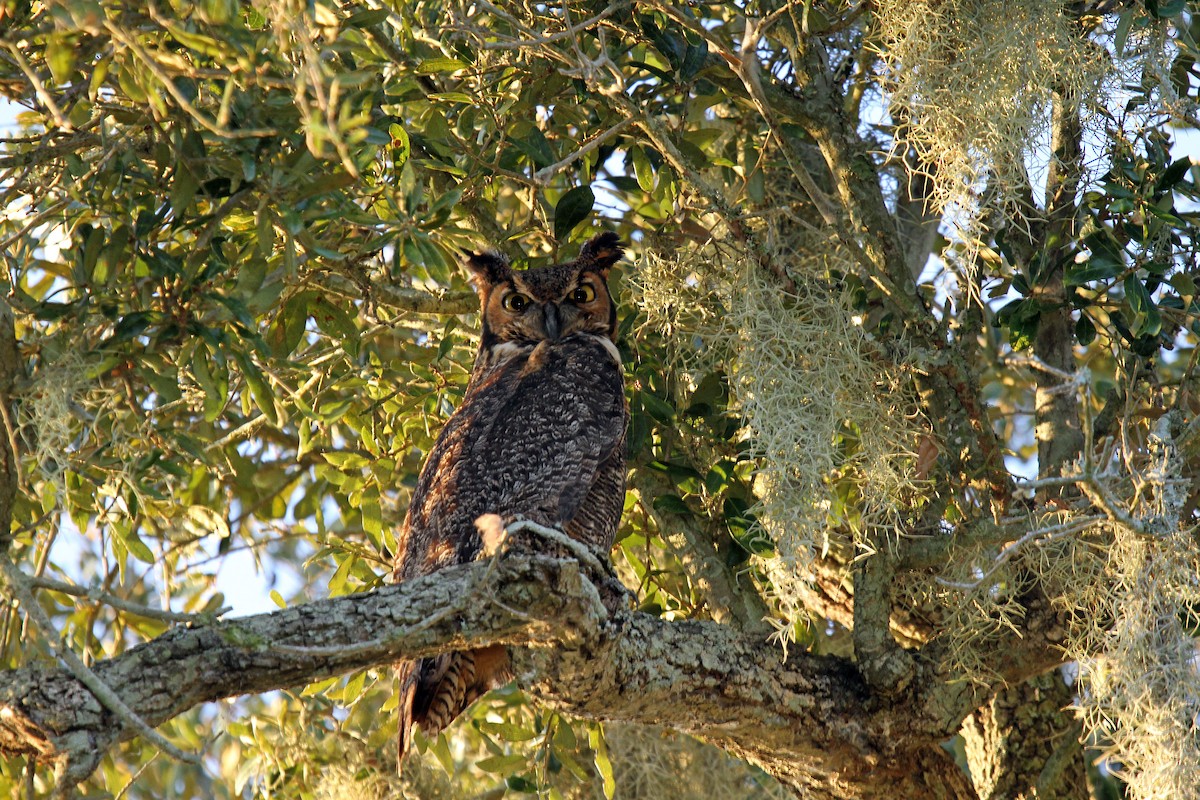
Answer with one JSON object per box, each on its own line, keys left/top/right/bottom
{"left": 465, "top": 232, "right": 624, "bottom": 353}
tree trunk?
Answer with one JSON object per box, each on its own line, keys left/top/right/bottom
{"left": 961, "top": 673, "right": 1086, "bottom": 800}
{"left": 964, "top": 52, "right": 1091, "bottom": 800}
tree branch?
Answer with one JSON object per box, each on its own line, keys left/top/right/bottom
{"left": 311, "top": 272, "right": 477, "bottom": 316}
{"left": 2, "top": 545, "right": 1001, "bottom": 800}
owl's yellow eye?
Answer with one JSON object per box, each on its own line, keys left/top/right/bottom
{"left": 502, "top": 292, "right": 531, "bottom": 312}
{"left": 569, "top": 284, "right": 597, "bottom": 303}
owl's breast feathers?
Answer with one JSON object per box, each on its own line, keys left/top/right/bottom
{"left": 396, "top": 332, "right": 627, "bottom": 582}
{"left": 393, "top": 332, "right": 626, "bottom": 767}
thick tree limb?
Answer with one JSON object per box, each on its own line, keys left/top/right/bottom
{"left": 0, "top": 545, "right": 1041, "bottom": 800}
{"left": 0, "top": 555, "right": 596, "bottom": 789}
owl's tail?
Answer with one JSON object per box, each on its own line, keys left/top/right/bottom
{"left": 396, "top": 647, "right": 511, "bottom": 774}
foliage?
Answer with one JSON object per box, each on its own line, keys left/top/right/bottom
{"left": 4, "top": 0, "right": 1200, "bottom": 799}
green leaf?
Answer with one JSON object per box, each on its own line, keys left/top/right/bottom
{"left": 1125, "top": 275, "right": 1162, "bottom": 337}
{"left": 679, "top": 33, "right": 709, "bottom": 81}
{"left": 1114, "top": 9, "right": 1133, "bottom": 56}
{"left": 429, "top": 732, "right": 455, "bottom": 774}
{"left": 589, "top": 726, "right": 615, "bottom": 800}
{"left": 506, "top": 774, "right": 539, "bottom": 792}
{"left": 192, "top": 345, "right": 228, "bottom": 422}
{"left": 1148, "top": 0, "right": 1186, "bottom": 17}
{"left": 1075, "top": 315, "right": 1097, "bottom": 346}
{"left": 328, "top": 554, "right": 356, "bottom": 596}
{"left": 95, "top": 224, "right": 130, "bottom": 285}
{"left": 114, "top": 522, "right": 156, "bottom": 564}
{"left": 553, "top": 185, "right": 595, "bottom": 241}
{"left": 1170, "top": 272, "right": 1196, "bottom": 298}
{"left": 390, "top": 124, "right": 411, "bottom": 170}
{"left": 476, "top": 753, "right": 528, "bottom": 774}
{"left": 477, "top": 720, "right": 539, "bottom": 742}
{"left": 639, "top": 391, "right": 675, "bottom": 423}
{"left": 653, "top": 494, "right": 691, "bottom": 517}
{"left": 1156, "top": 157, "right": 1191, "bottom": 191}
{"left": 311, "top": 297, "right": 357, "bottom": 350}
{"left": 361, "top": 496, "right": 382, "bottom": 536}
{"left": 632, "top": 146, "right": 656, "bottom": 192}
{"left": 346, "top": 8, "right": 390, "bottom": 27}
{"left": 1065, "top": 259, "right": 1122, "bottom": 287}
{"left": 1126, "top": 274, "right": 1152, "bottom": 315}
{"left": 416, "top": 57, "right": 469, "bottom": 74}
{"left": 233, "top": 351, "right": 279, "bottom": 427}
{"left": 301, "top": 676, "right": 339, "bottom": 697}
{"left": 267, "top": 292, "right": 311, "bottom": 359}
{"left": 340, "top": 669, "right": 368, "bottom": 703}
{"left": 515, "top": 127, "right": 555, "bottom": 168}
{"left": 995, "top": 298, "right": 1041, "bottom": 351}
{"left": 46, "top": 34, "right": 77, "bottom": 85}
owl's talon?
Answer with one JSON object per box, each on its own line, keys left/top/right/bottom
{"left": 474, "top": 513, "right": 508, "bottom": 557}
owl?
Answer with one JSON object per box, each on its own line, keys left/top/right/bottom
{"left": 393, "top": 231, "right": 628, "bottom": 770}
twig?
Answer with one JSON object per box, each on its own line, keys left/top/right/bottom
{"left": 936, "top": 514, "right": 1104, "bottom": 590}
{"left": 0, "top": 199, "right": 69, "bottom": 254}
{"left": 1079, "top": 476, "right": 1151, "bottom": 535}
{"left": 1013, "top": 474, "right": 1091, "bottom": 492}
{"left": 0, "top": 561, "right": 203, "bottom": 766}
{"left": 205, "top": 414, "right": 268, "bottom": 452}
{"left": 1005, "top": 354, "right": 1085, "bottom": 386}
{"left": 113, "top": 752, "right": 160, "bottom": 800}
{"left": 473, "top": 4, "right": 619, "bottom": 49}
{"left": 311, "top": 272, "right": 476, "bottom": 316}
{"left": 1, "top": 43, "right": 72, "bottom": 131}
{"left": 532, "top": 118, "right": 632, "bottom": 186}
{"left": 27, "top": 574, "right": 229, "bottom": 624}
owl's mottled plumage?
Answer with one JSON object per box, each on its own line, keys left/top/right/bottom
{"left": 394, "top": 232, "right": 628, "bottom": 770}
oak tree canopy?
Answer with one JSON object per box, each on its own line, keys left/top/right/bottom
{"left": 2, "top": 1, "right": 1200, "bottom": 799}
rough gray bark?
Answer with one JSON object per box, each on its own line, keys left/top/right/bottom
{"left": 0, "top": 536, "right": 1070, "bottom": 800}
{"left": 962, "top": 673, "right": 1086, "bottom": 800}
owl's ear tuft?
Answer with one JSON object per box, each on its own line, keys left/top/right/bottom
{"left": 578, "top": 232, "right": 624, "bottom": 276}
{"left": 463, "top": 250, "right": 512, "bottom": 293}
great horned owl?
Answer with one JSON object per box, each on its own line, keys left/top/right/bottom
{"left": 394, "top": 232, "right": 628, "bottom": 770}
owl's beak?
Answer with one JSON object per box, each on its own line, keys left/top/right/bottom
{"left": 542, "top": 303, "right": 561, "bottom": 341}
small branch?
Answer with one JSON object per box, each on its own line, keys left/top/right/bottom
{"left": 1005, "top": 354, "right": 1083, "bottom": 385}
{"left": 0, "top": 561, "right": 202, "bottom": 782}
{"left": 532, "top": 119, "right": 632, "bottom": 186}
{"left": 934, "top": 515, "right": 1104, "bottom": 591}
{"left": 311, "top": 272, "right": 477, "bottom": 316}
{"left": 0, "top": 43, "right": 72, "bottom": 131}
{"left": 505, "top": 519, "right": 607, "bottom": 574}
{"left": 852, "top": 549, "right": 915, "bottom": 695}
{"left": 473, "top": 4, "right": 620, "bottom": 50}
{"left": 26, "top": 575, "right": 229, "bottom": 625}
{"left": 1078, "top": 478, "right": 1150, "bottom": 535}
